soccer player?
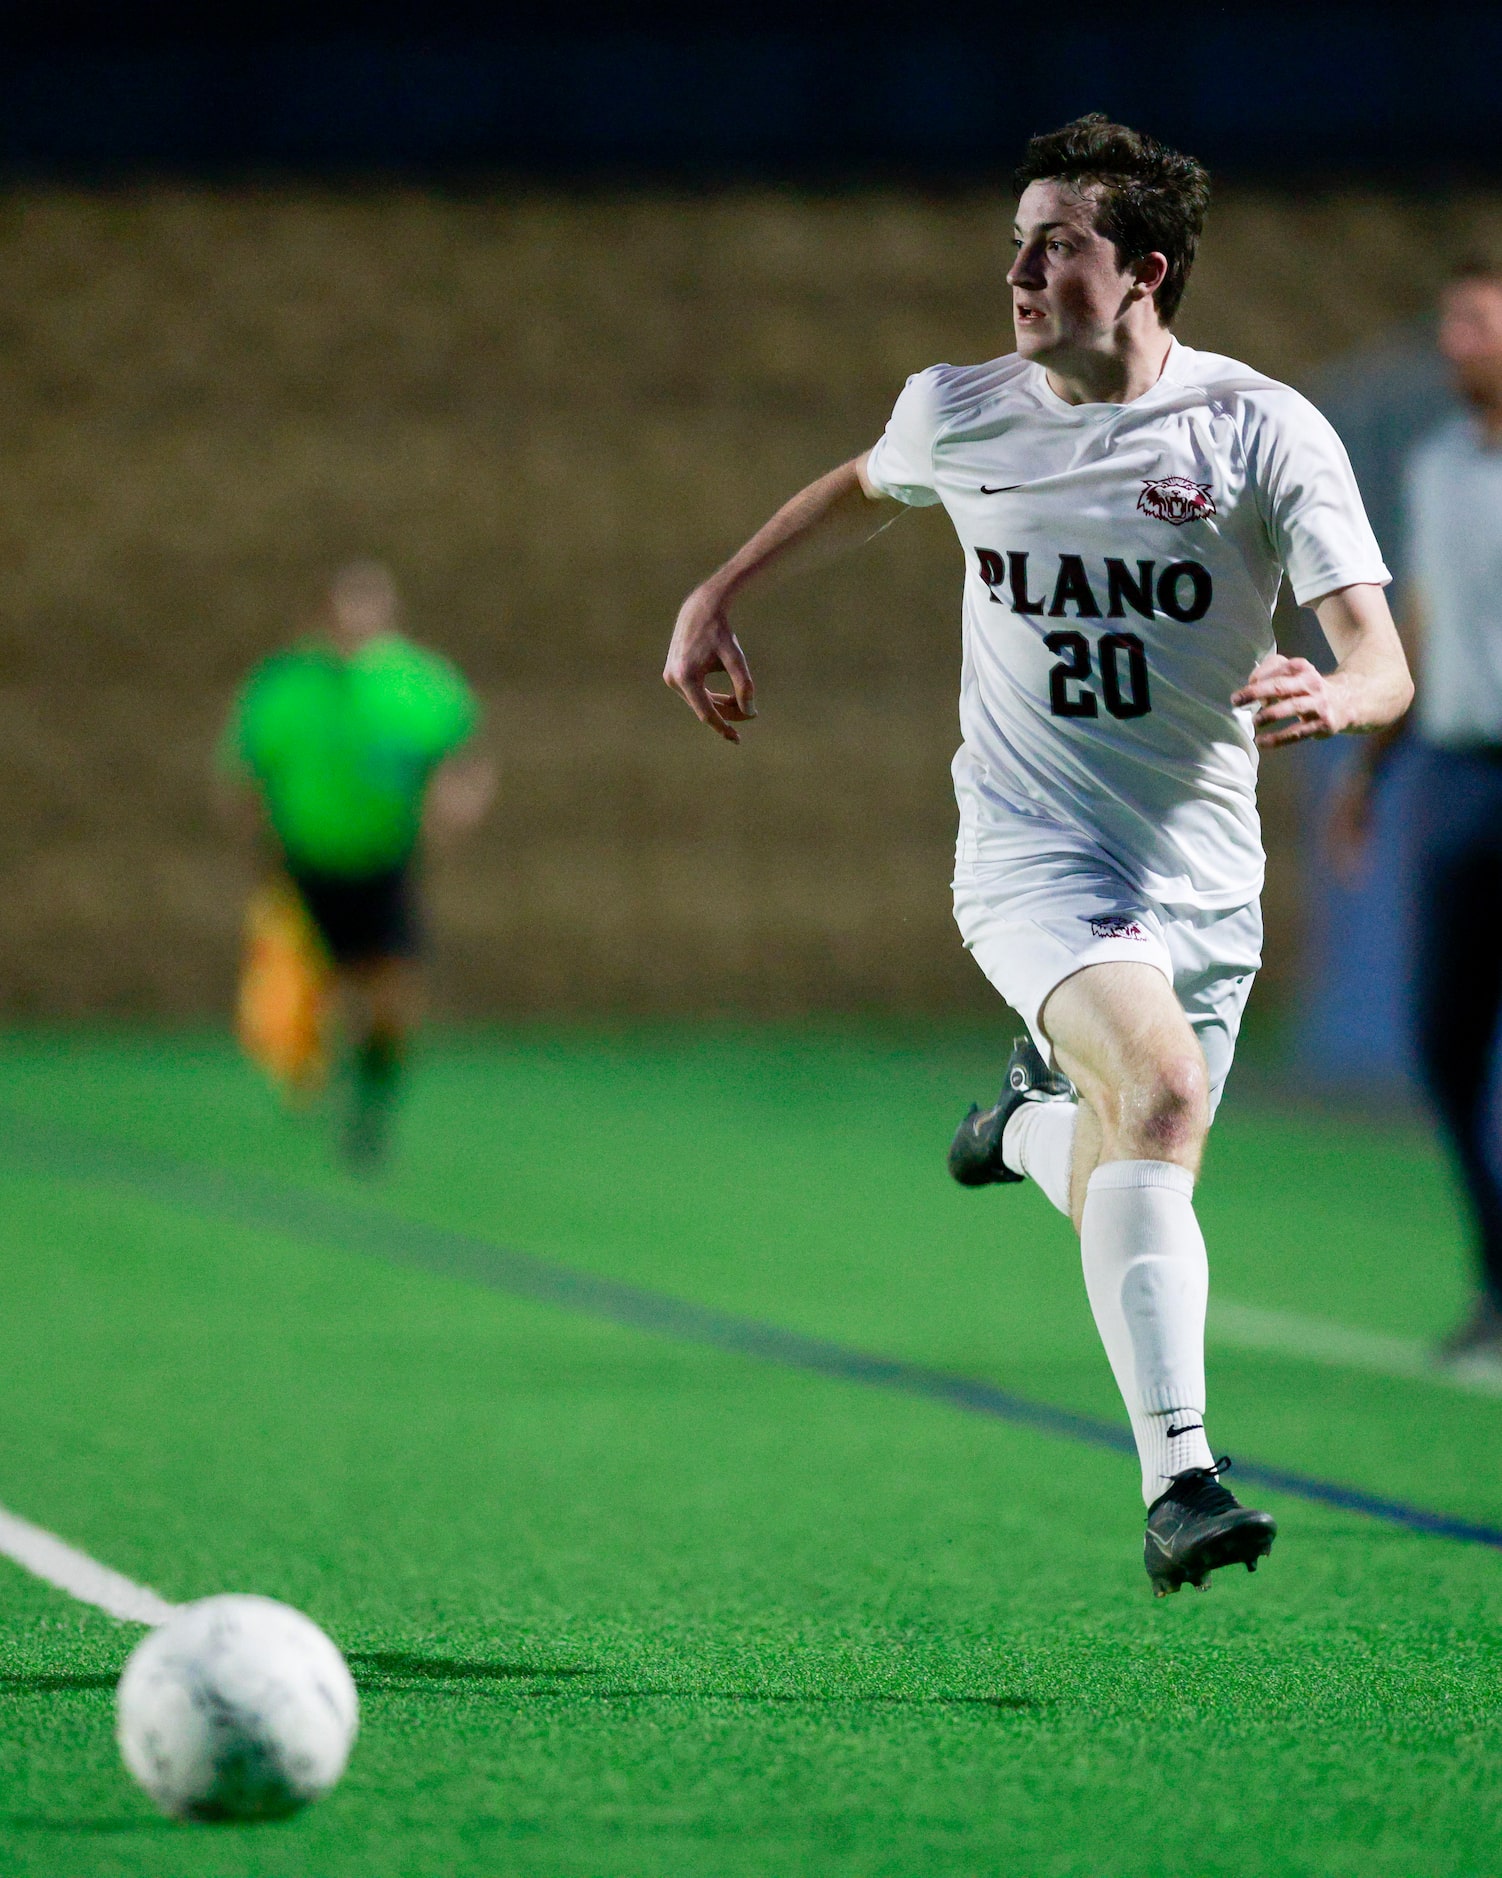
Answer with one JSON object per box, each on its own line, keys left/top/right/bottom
{"left": 1335, "top": 259, "right": 1502, "bottom": 1366}
{"left": 664, "top": 117, "right": 1412, "bottom": 1593}
{"left": 220, "top": 560, "right": 492, "bottom": 1169}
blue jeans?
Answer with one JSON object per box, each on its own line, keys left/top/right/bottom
{"left": 1411, "top": 744, "right": 1502, "bottom": 1303}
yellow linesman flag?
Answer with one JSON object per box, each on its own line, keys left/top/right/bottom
{"left": 236, "top": 881, "right": 332, "bottom": 1097}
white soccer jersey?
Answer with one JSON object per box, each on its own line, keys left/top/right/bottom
{"left": 865, "top": 339, "right": 1390, "bottom": 911}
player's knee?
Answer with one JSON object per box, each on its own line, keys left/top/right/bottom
{"left": 1134, "top": 1052, "right": 1209, "bottom": 1158}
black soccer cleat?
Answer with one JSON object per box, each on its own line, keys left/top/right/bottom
{"left": 947, "top": 1035, "right": 1074, "bottom": 1187}
{"left": 1143, "top": 1458, "right": 1277, "bottom": 1597}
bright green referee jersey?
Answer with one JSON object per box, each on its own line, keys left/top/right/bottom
{"left": 222, "top": 633, "right": 479, "bottom": 876}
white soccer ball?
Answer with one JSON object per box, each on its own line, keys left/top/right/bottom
{"left": 116, "top": 1594, "right": 358, "bottom": 1821}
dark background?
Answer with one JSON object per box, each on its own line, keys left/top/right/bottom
{"left": 1, "top": 1, "right": 1496, "bottom": 182}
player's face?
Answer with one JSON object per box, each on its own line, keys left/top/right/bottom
{"left": 1008, "top": 181, "right": 1145, "bottom": 361}
{"left": 1438, "top": 279, "right": 1502, "bottom": 406}
{"left": 326, "top": 565, "right": 399, "bottom": 649}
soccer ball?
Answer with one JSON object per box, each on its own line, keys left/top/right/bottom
{"left": 116, "top": 1594, "right": 358, "bottom": 1821}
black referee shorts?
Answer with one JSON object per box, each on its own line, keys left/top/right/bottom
{"left": 286, "top": 862, "right": 421, "bottom": 967}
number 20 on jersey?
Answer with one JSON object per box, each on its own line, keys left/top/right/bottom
{"left": 975, "top": 546, "right": 1215, "bottom": 724}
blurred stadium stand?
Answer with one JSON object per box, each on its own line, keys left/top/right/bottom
{"left": 0, "top": 1, "right": 1484, "bottom": 1044}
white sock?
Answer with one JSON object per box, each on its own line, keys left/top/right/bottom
{"left": 1000, "top": 1099, "right": 1077, "bottom": 1217}
{"left": 1080, "top": 1160, "right": 1217, "bottom": 1503}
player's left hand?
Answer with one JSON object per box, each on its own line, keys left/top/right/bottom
{"left": 1231, "top": 654, "right": 1349, "bottom": 749}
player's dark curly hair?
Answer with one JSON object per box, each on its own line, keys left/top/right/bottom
{"left": 1013, "top": 115, "right": 1211, "bottom": 325}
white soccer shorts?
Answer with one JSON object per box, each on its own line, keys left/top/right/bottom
{"left": 953, "top": 848, "right": 1262, "bottom": 1117}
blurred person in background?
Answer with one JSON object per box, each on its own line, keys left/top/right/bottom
{"left": 1336, "top": 260, "right": 1502, "bottom": 1368}
{"left": 219, "top": 561, "right": 493, "bottom": 1171}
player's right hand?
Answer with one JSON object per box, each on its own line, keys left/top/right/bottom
{"left": 663, "top": 585, "right": 757, "bottom": 744}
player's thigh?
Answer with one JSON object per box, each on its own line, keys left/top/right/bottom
{"left": 342, "top": 956, "right": 424, "bottom": 1034}
{"left": 1041, "top": 959, "right": 1209, "bottom": 1141}
{"left": 954, "top": 852, "right": 1177, "bottom": 1066}
{"left": 1166, "top": 900, "right": 1262, "bottom": 1121}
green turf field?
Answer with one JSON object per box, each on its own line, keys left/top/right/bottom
{"left": 0, "top": 1025, "right": 1497, "bottom": 1878}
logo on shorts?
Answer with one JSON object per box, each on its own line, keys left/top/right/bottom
{"left": 1088, "top": 915, "right": 1148, "bottom": 940}
{"left": 1137, "top": 476, "right": 1216, "bottom": 525}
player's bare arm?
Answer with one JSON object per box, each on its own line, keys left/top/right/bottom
{"left": 663, "top": 455, "right": 895, "bottom": 742}
{"left": 1326, "top": 589, "right": 1423, "bottom": 872}
{"left": 424, "top": 744, "right": 497, "bottom": 848}
{"left": 1231, "top": 582, "right": 1413, "bottom": 750}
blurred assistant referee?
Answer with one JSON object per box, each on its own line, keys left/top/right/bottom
{"left": 219, "top": 561, "right": 493, "bottom": 1168}
{"left": 1338, "top": 261, "right": 1502, "bottom": 1365}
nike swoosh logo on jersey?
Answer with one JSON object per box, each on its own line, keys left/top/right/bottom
{"left": 978, "top": 484, "right": 1023, "bottom": 494}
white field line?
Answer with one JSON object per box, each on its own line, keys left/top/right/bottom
{"left": 1212, "top": 1299, "right": 1502, "bottom": 1397}
{"left": 0, "top": 1503, "right": 175, "bottom": 1624}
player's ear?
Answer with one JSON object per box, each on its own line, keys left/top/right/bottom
{"left": 1131, "top": 251, "right": 1170, "bottom": 302}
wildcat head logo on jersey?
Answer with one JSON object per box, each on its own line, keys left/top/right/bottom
{"left": 1087, "top": 915, "right": 1147, "bottom": 941}
{"left": 1137, "top": 477, "right": 1217, "bottom": 525}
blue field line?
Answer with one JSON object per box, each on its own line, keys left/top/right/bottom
{"left": 8, "top": 1107, "right": 1502, "bottom": 1553}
